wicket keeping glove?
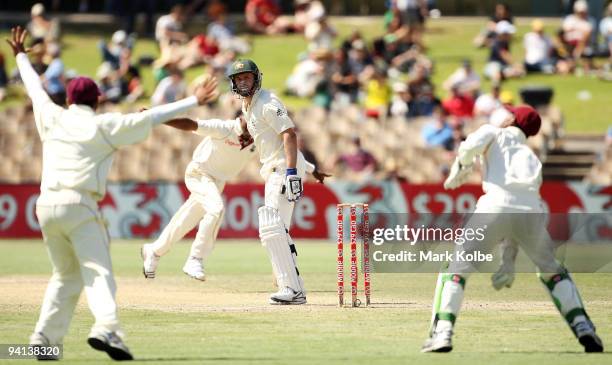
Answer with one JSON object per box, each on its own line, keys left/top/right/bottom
{"left": 283, "top": 168, "right": 303, "bottom": 202}
{"left": 443, "top": 159, "right": 473, "bottom": 190}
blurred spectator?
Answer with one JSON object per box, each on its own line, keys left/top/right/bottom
{"left": 99, "top": 30, "right": 135, "bottom": 70}
{"left": 27, "top": 3, "right": 61, "bottom": 44}
{"left": 42, "top": 43, "right": 65, "bottom": 106}
{"left": 286, "top": 49, "right": 331, "bottom": 98}
{"left": 331, "top": 48, "right": 360, "bottom": 105}
{"left": 363, "top": 67, "right": 392, "bottom": 119}
{"left": 304, "top": 6, "right": 337, "bottom": 51}
{"left": 336, "top": 137, "right": 378, "bottom": 175}
{"left": 408, "top": 64, "right": 436, "bottom": 117}
{"left": 474, "top": 2, "right": 513, "bottom": 48}
{"left": 348, "top": 39, "right": 373, "bottom": 79}
{"left": 484, "top": 20, "right": 524, "bottom": 82}
{"left": 442, "top": 59, "right": 480, "bottom": 97}
{"left": 523, "top": 19, "right": 555, "bottom": 74}
{"left": 178, "top": 34, "right": 220, "bottom": 70}
{"left": 421, "top": 105, "right": 453, "bottom": 150}
{"left": 151, "top": 68, "right": 186, "bottom": 106}
{"left": 442, "top": 84, "right": 474, "bottom": 120}
{"left": 562, "top": 0, "right": 594, "bottom": 72}
{"left": 390, "top": 82, "right": 411, "bottom": 118}
{"left": 27, "top": 40, "right": 48, "bottom": 75}
{"left": 474, "top": 84, "right": 502, "bottom": 118}
{"left": 206, "top": 1, "right": 251, "bottom": 54}
{"left": 155, "top": 4, "right": 188, "bottom": 50}
{"left": 499, "top": 89, "right": 514, "bottom": 106}
{"left": 551, "top": 29, "right": 576, "bottom": 74}
{"left": 245, "top": 0, "right": 287, "bottom": 34}
{"left": 294, "top": 0, "right": 326, "bottom": 33}
{"left": 0, "top": 51, "right": 6, "bottom": 102}
{"left": 97, "top": 62, "right": 122, "bottom": 104}
{"left": 600, "top": 3, "right": 612, "bottom": 65}
{"left": 394, "top": 0, "right": 428, "bottom": 47}
{"left": 118, "top": 50, "right": 143, "bottom": 104}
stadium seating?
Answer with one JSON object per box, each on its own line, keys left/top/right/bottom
{"left": 0, "top": 99, "right": 609, "bottom": 185}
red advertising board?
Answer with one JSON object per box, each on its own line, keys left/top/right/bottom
{"left": 0, "top": 182, "right": 609, "bottom": 239}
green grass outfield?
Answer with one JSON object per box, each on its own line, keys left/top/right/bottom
{"left": 1, "top": 17, "right": 611, "bottom": 133}
{"left": 0, "top": 239, "right": 611, "bottom": 364}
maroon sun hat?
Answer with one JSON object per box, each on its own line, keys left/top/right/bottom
{"left": 66, "top": 76, "right": 101, "bottom": 107}
{"left": 507, "top": 105, "right": 541, "bottom": 137}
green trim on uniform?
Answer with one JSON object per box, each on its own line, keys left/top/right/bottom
{"left": 538, "top": 270, "right": 570, "bottom": 291}
{"left": 565, "top": 308, "right": 587, "bottom": 325}
{"left": 437, "top": 312, "right": 457, "bottom": 324}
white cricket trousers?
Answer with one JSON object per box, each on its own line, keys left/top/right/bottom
{"left": 34, "top": 202, "right": 120, "bottom": 344}
{"left": 448, "top": 192, "right": 561, "bottom": 276}
{"left": 151, "top": 173, "right": 225, "bottom": 259}
{"left": 264, "top": 171, "right": 296, "bottom": 227}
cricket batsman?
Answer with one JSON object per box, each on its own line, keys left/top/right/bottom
{"left": 140, "top": 114, "right": 329, "bottom": 281}
{"left": 227, "top": 59, "right": 311, "bottom": 304}
{"left": 7, "top": 27, "right": 218, "bottom": 360}
{"left": 422, "top": 105, "right": 604, "bottom": 353}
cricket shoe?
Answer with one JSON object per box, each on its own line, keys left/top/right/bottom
{"left": 269, "top": 286, "right": 307, "bottom": 305}
{"left": 183, "top": 256, "right": 206, "bottom": 281}
{"left": 29, "top": 332, "right": 59, "bottom": 360}
{"left": 421, "top": 329, "right": 453, "bottom": 353}
{"left": 141, "top": 243, "right": 159, "bottom": 279}
{"left": 573, "top": 320, "right": 604, "bottom": 353}
{"left": 87, "top": 331, "right": 133, "bottom": 361}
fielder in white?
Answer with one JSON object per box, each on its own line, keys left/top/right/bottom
{"left": 140, "top": 115, "right": 256, "bottom": 281}
{"left": 227, "top": 59, "right": 312, "bottom": 304}
{"left": 140, "top": 114, "right": 329, "bottom": 281}
{"left": 422, "top": 105, "right": 603, "bottom": 353}
{"left": 7, "top": 27, "right": 218, "bottom": 361}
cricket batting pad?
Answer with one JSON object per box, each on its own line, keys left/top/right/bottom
{"left": 538, "top": 269, "right": 588, "bottom": 329}
{"left": 258, "top": 206, "right": 303, "bottom": 292}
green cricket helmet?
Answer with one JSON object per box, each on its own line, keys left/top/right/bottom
{"left": 227, "top": 59, "right": 262, "bottom": 97}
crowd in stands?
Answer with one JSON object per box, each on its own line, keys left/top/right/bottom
{"left": 0, "top": 0, "right": 610, "bottom": 186}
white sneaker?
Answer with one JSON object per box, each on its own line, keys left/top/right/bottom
{"left": 141, "top": 244, "right": 159, "bottom": 279}
{"left": 29, "top": 332, "right": 59, "bottom": 360}
{"left": 87, "top": 331, "right": 133, "bottom": 361}
{"left": 573, "top": 320, "right": 604, "bottom": 353}
{"left": 269, "top": 286, "right": 306, "bottom": 305}
{"left": 421, "top": 328, "right": 453, "bottom": 353}
{"left": 183, "top": 256, "right": 206, "bottom": 281}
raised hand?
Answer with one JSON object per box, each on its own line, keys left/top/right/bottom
{"left": 194, "top": 75, "right": 219, "bottom": 105}
{"left": 5, "top": 26, "right": 30, "bottom": 57}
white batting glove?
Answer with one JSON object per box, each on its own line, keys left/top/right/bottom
{"left": 283, "top": 168, "right": 303, "bottom": 202}
{"left": 443, "top": 159, "right": 473, "bottom": 190}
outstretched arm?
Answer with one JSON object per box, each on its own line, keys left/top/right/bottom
{"left": 7, "top": 27, "right": 50, "bottom": 106}
{"left": 165, "top": 118, "right": 198, "bottom": 131}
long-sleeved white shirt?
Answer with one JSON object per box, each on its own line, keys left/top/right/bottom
{"left": 187, "top": 118, "right": 314, "bottom": 181}
{"left": 457, "top": 124, "right": 542, "bottom": 200}
{"left": 242, "top": 89, "right": 310, "bottom": 179}
{"left": 187, "top": 118, "right": 257, "bottom": 181}
{"left": 16, "top": 52, "right": 198, "bottom": 203}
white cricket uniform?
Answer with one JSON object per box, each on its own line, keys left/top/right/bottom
{"left": 243, "top": 89, "right": 311, "bottom": 227}
{"left": 150, "top": 119, "right": 257, "bottom": 260}
{"left": 16, "top": 52, "right": 199, "bottom": 345}
{"left": 243, "top": 89, "right": 312, "bottom": 292}
{"left": 431, "top": 124, "right": 592, "bottom": 338}
{"left": 449, "top": 124, "right": 560, "bottom": 275}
